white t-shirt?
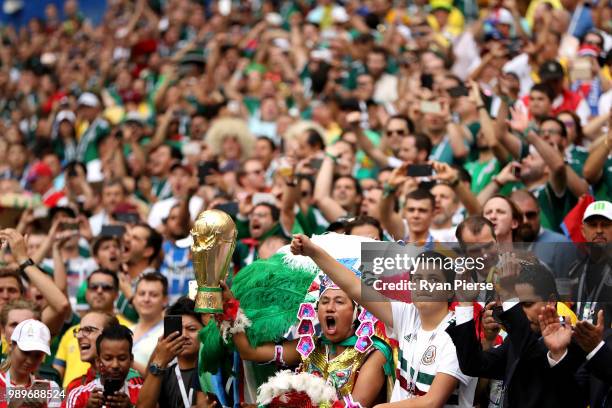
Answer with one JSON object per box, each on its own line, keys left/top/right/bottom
{"left": 430, "top": 226, "right": 458, "bottom": 243}
{"left": 147, "top": 196, "right": 204, "bottom": 229}
{"left": 387, "top": 302, "right": 476, "bottom": 407}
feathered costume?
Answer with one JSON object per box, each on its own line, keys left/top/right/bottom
{"left": 197, "top": 233, "right": 395, "bottom": 407}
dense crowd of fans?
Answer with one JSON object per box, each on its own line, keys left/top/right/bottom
{"left": 0, "top": 0, "right": 610, "bottom": 406}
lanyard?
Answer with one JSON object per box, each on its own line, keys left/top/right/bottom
{"left": 577, "top": 262, "right": 610, "bottom": 321}
{"left": 407, "top": 312, "right": 451, "bottom": 395}
{"left": 175, "top": 363, "right": 194, "bottom": 408}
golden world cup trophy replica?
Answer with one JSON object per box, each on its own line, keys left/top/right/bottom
{"left": 191, "top": 209, "right": 237, "bottom": 313}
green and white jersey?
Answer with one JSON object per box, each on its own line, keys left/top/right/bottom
{"left": 388, "top": 302, "right": 476, "bottom": 407}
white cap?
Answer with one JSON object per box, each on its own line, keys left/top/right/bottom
{"left": 332, "top": 7, "right": 349, "bottom": 23}
{"left": 77, "top": 92, "right": 100, "bottom": 108}
{"left": 124, "top": 111, "right": 145, "bottom": 125}
{"left": 11, "top": 319, "right": 51, "bottom": 355}
{"left": 56, "top": 110, "right": 76, "bottom": 124}
{"left": 583, "top": 200, "right": 612, "bottom": 222}
{"left": 495, "top": 8, "right": 514, "bottom": 25}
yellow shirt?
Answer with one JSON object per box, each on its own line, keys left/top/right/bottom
{"left": 557, "top": 302, "right": 578, "bottom": 325}
{"left": 53, "top": 314, "right": 133, "bottom": 388}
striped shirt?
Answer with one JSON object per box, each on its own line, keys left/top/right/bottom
{"left": 387, "top": 302, "right": 476, "bottom": 407}
{"left": 65, "top": 377, "right": 141, "bottom": 408}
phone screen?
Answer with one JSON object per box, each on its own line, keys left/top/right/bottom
{"left": 420, "top": 100, "right": 441, "bottom": 114}
{"left": 164, "top": 315, "right": 183, "bottom": 338}
{"left": 198, "top": 161, "right": 219, "bottom": 184}
{"left": 100, "top": 225, "right": 126, "bottom": 238}
{"left": 407, "top": 164, "right": 434, "bottom": 177}
{"left": 103, "top": 378, "right": 123, "bottom": 396}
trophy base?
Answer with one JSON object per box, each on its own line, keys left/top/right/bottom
{"left": 195, "top": 287, "right": 223, "bottom": 314}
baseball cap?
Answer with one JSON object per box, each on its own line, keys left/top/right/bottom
{"left": 77, "top": 92, "right": 100, "bottom": 108}
{"left": 430, "top": 0, "right": 452, "bottom": 12}
{"left": 56, "top": 110, "right": 76, "bottom": 124}
{"left": 124, "top": 111, "right": 145, "bottom": 126}
{"left": 11, "top": 319, "right": 51, "bottom": 355}
{"left": 494, "top": 8, "right": 514, "bottom": 25}
{"left": 583, "top": 200, "right": 612, "bottom": 222}
{"left": 538, "top": 60, "right": 565, "bottom": 82}
{"left": 26, "top": 162, "right": 53, "bottom": 183}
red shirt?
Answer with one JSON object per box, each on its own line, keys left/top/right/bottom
{"left": 521, "top": 88, "right": 583, "bottom": 117}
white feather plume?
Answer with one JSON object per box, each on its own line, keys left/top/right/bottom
{"left": 257, "top": 370, "right": 338, "bottom": 405}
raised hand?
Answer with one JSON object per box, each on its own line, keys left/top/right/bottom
{"left": 507, "top": 106, "right": 530, "bottom": 134}
{"left": 574, "top": 309, "right": 605, "bottom": 353}
{"left": 482, "top": 302, "right": 502, "bottom": 342}
{"left": 539, "top": 304, "right": 572, "bottom": 361}
{"left": 290, "top": 234, "right": 319, "bottom": 258}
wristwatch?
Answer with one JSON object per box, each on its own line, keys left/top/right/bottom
{"left": 18, "top": 258, "right": 34, "bottom": 274}
{"left": 148, "top": 363, "right": 167, "bottom": 376}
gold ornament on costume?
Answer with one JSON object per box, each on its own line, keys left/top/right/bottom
{"left": 191, "top": 209, "right": 237, "bottom": 313}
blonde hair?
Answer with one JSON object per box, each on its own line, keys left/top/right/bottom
{"left": 205, "top": 117, "right": 255, "bottom": 161}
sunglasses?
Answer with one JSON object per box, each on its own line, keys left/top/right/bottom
{"left": 523, "top": 211, "right": 539, "bottom": 219}
{"left": 386, "top": 129, "right": 407, "bottom": 137}
{"left": 88, "top": 283, "right": 115, "bottom": 292}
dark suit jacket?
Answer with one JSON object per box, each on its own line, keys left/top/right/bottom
{"left": 578, "top": 330, "right": 612, "bottom": 408}
{"left": 447, "top": 304, "right": 588, "bottom": 408}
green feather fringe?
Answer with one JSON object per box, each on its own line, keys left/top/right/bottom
{"left": 232, "top": 253, "right": 317, "bottom": 347}
{"left": 198, "top": 319, "right": 227, "bottom": 374}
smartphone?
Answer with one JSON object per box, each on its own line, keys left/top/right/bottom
{"left": 114, "top": 212, "right": 140, "bottom": 224}
{"left": 492, "top": 305, "right": 504, "bottom": 324}
{"left": 420, "top": 73, "right": 434, "bottom": 90}
{"left": 512, "top": 166, "right": 521, "bottom": 178}
{"left": 252, "top": 193, "right": 277, "bottom": 206}
{"left": 214, "top": 202, "right": 239, "bottom": 218}
{"left": 103, "top": 378, "right": 123, "bottom": 396}
{"left": 571, "top": 58, "right": 592, "bottom": 81}
{"left": 164, "top": 315, "right": 183, "bottom": 338}
{"left": 420, "top": 100, "right": 441, "bottom": 114}
{"left": 309, "top": 158, "right": 323, "bottom": 170}
{"left": 448, "top": 85, "right": 469, "bottom": 98}
{"left": 100, "top": 225, "right": 126, "bottom": 238}
{"left": 198, "top": 161, "right": 219, "bottom": 185}
{"left": 188, "top": 280, "right": 197, "bottom": 301}
{"left": 60, "top": 221, "right": 80, "bottom": 231}
{"left": 407, "top": 164, "right": 434, "bottom": 177}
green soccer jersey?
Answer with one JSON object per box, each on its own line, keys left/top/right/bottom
{"left": 464, "top": 158, "right": 501, "bottom": 193}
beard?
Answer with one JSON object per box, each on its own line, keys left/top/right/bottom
{"left": 516, "top": 223, "right": 538, "bottom": 242}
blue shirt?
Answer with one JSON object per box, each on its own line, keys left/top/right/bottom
{"left": 160, "top": 240, "right": 194, "bottom": 303}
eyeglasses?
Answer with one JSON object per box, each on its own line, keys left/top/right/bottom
{"left": 386, "top": 129, "right": 407, "bottom": 137}
{"left": 538, "top": 129, "right": 562, "bottom": 136}
{"left": 584, "top": 40, "right": 602, "bottom": 48}
{"left": 73, "top": 326, "right": 100, "bottom": 338}
{"left": 88, "top": 283, "right": 115, "bottom": 292}
{"left": 523, "top": 210, "right": 539, "bottom": 220}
